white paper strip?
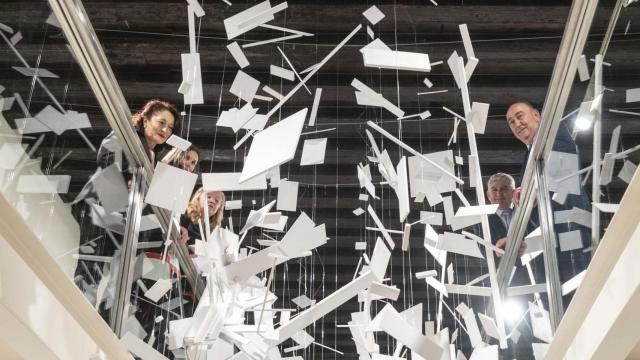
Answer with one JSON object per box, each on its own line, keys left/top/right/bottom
{"left": 202, "top": 172, "right": 267, "bottom": 191}
{"left": 626, "top": 88, "right": 640, "bottom": 103}
{"left": 308, "top": 88, "right": 322, "bottom": 126}
{"left": 227, "top": 41, "right": 250, "bottom": 68}
{"left": 270, "top": 65, "right": 295, "bottom": 81}
{"left": 578, "top": 55, "right": 590, "bottom": 82}
{"left": 362, "top": 49, "right": 431, "bottom": 73}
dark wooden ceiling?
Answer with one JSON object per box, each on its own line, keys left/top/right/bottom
{"left": 1, "top": 0, "right": 639, "bottom": 359}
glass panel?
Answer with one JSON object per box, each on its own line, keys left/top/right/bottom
{"left": 0, "top": 0, "right": 140, "bottom": 328}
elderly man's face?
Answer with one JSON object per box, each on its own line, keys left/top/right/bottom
{"left": 506, "top": 102, "right": 541, "bottom": 145}
{"left": 487, "top": 178, "right": 513, "bottom": 210}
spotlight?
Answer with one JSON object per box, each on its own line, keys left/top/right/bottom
{"left": 501, "top": 298, "right": 525, "bottom": 326}
{"left": 575, "top": 116, "right": 593, "bottom": 130}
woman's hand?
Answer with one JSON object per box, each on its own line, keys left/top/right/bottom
{"left": 179, "top": 226, "right": 189, "bottom": 245}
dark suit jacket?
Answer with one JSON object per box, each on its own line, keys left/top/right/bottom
{"left": 520, "top": 122, "right": 591, "bottom": 282}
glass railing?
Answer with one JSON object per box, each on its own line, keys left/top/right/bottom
{"left": 2, "top": 0, "right": 639, "bottom": 359}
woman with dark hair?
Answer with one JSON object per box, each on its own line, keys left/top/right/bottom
{"left": 97, "top": 99, "right": 181, "bottom": 171}
{"left": 161, "top": 145, "right": 200, "bottom": 173}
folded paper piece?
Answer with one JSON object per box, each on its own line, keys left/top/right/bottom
{"left": 554, "top": 206, "right": 591, "bottom": 228}
{"left": 592, "top": 202, "right": 619, "bottom": 213}
{"left": 367, "top": 205, "right": 394, "bottom": 250}
{"left": 277, "top": 179, "right": 298, "bottom": 212}
{"left": 363, "top": 5, "right": 385, "bottom": 25}
{"left": 362, "top": 49, "right": 431, "bottom": 73}
{"left": 240, "top": 108, "right": 307, "bottom": 183}
{"left": 618, "top": 160, "right": 637, "bottom": 183}
{"left": 437, "top": 232, "right": 483, "bottom": 258}
{"left": 369, "top": 282, "right": 400, "bottom": 301}
{"left": 12, "top": 66, "right": 59, "bottom": 78}
{"left": 276, "top": 270, "right": 376, "bottom": 343}
{"left": 270, "top": 65, "right": 295, "bottom": 81}
{"left": 34, "top": 105, "right": 66, "bottom": 134}
{"left": 373, "top": 304, "right": 444, "bottom": 359}
{"left": 478, "top": 313, "right": 500, "bottom": 340}
{"left": 181, "top": 53, "right": 204, "bottom": 105}
{"left": 279, "top": 212, "right": 327, "bottom": 257}
{"left": 352, "top": 78, "right": 405, "bottom": 118}
{"left": 144, "top": 278, "right": 173, "bottom": 302}
{"left": 292, "top": 295, "right": 315, "bottom": 309}
{"left": 224, "top": 1, "right": 288, "bottom": 39}
{"left": 240, "top": 200, "right": 277, "bottom": 234}
{"left": 408, "top": 150, "right": 456, "bottom": 197}
{"left": 217, "top": 103, "right": 260, "bottom": 133}
{"left": 529, "top": 302, "right": 553, "bottom": 343}
{"left": 456, "top": 302, "right": 482, "bottom": 347}
{"left": 230, "top": 70, "right": 261, "bottom": 104}
{"left": 425, "top": 276, "right": 448, "bottom": 297}
{"left": 300, "top": 138, "right": 327, "bottom": 166}
{"left": 468, "top": 102, "right": 489, "bottom": 134}
{"left": 145, "top": 162, "right": 197, "bottom": 214}
{"left": 202, "top": 172, "right": 267, "bottom": 192}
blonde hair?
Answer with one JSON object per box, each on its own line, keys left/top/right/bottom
{"left": 186, "top": 187, "right": 225, "bottom": 230}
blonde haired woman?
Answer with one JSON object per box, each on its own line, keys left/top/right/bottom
{"left": 179, "top": 187, "right": 225, "bottom": 245}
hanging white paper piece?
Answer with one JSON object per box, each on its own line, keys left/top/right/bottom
{"left": 417, "top": 212, "right": 441, "bottom": 228}
{"left": 202, "top": 172, "right": 267, "bottom": 191}
{"left": 372, "top": 304, "right": 444, "bottom": 359}
{"left": 224, "top": 1, "right": 288, "bottom": 39}
{"left": 592, "top": 202, "right": 619, "bottom": 213}
{"left": 362, "top": 49, "right": 431, "bottom": 73}
{"left": 408, "top": 149, "right": 456, "bottom": 197}
{"left": 12, "top": 66, "right": 59, "bottom": 79}
{"left": 626, "top": 88, "right": 640, "bottom": 103}
{"left": 458, "top": 24, "right": 475, "bottom": 59}
{"left": 277, "top": 179, "right": 298, "bottom": 212}
{"left": 240, "top": 108, "right": 307, "bottom": 183}
{"left": 456, "top": 302, "right": 482, "bottom": 348}
{"left": 362, "top": 5, "right": 385, "bottom": 25}
{"left": 121, "top": 332, "right": 170, "bottom": 360}
{"left": 558, "top": 230, "right": 583, "bottom": 252}
{"left": 577, "top": 54, "right": 590, "bottom": 82}
{"left": 17, "top": 174, "right": 71, "bottom": 194}
{"left": 618, "top": 160, "right": 637, "bottom": 183}
{"left": 262, "top": 85, "right": 283, "bottom": 100}
{"left": 230, "top": 70, "right": 260, "bottom": 104}
{"left": 34, "top": 105, "right": 66, "bottom": 134}
{"left": 166, "top": 134, "right": 192, "bottom": 151}
{"left": 145, "top": 162, "right": 198, "bottom": 214}
{"left": 144, "top": 278, "right": 173, "bottom": 302}
{"left": 468, "top": 102, "right": 489, "bottom": 134}
{"left": 217, "top": 103, "right": 260, "bottom": 133}
{"left": 529, "top": 302, "right": 553, "bottom": 343}
{"left": 270, "top": 65, "right": 295, "bottom": 81}
{"left": 352, "top": 78, "right": 405, "bottom": 118}
{"left": 395, "top": 156, "right": 410, "bottom": 222}
{"left": 437, "top": 232, "right": 483, "bottom": 258}
{"left": 478, "top": 313, "right": 500, "bottom": 340}
{"left": 181, "top": 53, "right": 204, "bottom": 105}
{"left": 554, "top": 206, "right": 591, "bottom": 228}
{"left": 227, "top": 41, "right": 250, "bottom": 68}
{"left": 308, "top": 88, "right": 322, "bottom": 126}
{"left": 300, "top": 138, "right": 327, "bottom": 166}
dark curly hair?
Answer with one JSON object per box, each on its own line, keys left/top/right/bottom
{"left": 132, "top": 99, "right": 182, "bottom": 139}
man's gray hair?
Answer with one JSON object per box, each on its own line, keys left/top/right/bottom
{"left": 487, "top": 173, "right": 515, "bottom": 189}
